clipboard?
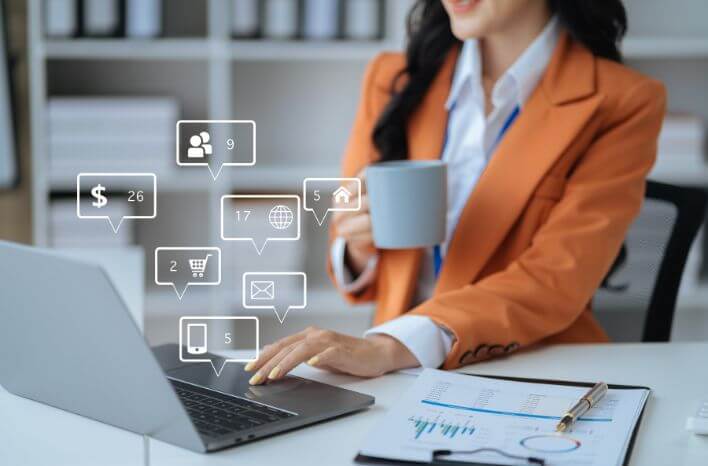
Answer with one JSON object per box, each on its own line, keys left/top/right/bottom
{"left": 355, "top": 373, "right": 651, "bottom": 466}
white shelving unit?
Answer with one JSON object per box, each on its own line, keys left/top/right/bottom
{"left": 26, "top": 0, "right": 706, "bottom": 341}
{"left": 27, "top": 0, "right": 411, "bottom": 327}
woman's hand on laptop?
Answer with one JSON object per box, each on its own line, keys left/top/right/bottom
{"left": 244, "top": 327, "right": 418, "bottom": 384}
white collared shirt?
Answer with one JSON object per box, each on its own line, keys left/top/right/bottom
{"left": 333, "top": 17, "right": 561, "bottom": 368}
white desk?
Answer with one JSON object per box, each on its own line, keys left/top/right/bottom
{"left": 1, "top": 343, "right": 706, "bottom": 465}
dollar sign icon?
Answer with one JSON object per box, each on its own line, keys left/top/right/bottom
{"left": 91, "top": 184, "right": 108, "bottom": 208}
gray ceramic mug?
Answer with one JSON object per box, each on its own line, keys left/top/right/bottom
{"left": 365, "top": 160, "right": 447, "bottom": 249}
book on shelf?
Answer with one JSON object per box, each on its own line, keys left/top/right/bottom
{"left": 125, "top": 0, "right": 161, "bottom": 38}
{"left": 44, "top": 0, "right": 161, "bottom": 39}
{"left": 344, "top": 0, "right": 381, "bottom": 40}
{"left": 82, "top": 0, "right": 121, "bottom": 37}
{"left": 44, "top": 0, "right": 78, "bottom": 37}
{"left": 303, "top": 0, "right": 340, "bottom": 40}
{"left": 47, "top": 96, "right": 179, "bottom": 185}
{"left": 262, "top": 0, "right": 299, "bottom": 39}
{"left": 231, "top": 0, "right": 259, "bottom": 38}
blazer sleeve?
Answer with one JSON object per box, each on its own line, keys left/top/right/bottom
{"left": 326, "top": 53, "right": 389, "bottom": 304}
{"left": 410, "top": 79, "right": 667, "bottom": 369}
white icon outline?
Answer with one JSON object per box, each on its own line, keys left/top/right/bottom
{"left": 303, "top": 177, "right": 362, "bottom": 226}
{"left": 176, "top": 120, "right": 256, "bottom": 180}
{"left": 179, "top": 316, "right": 259, "bottom": 377}
{"left": 154, "top": 247, "right": 222, "bottom": 300}
{"left": 250, "top": 280, "right": 275, "bottom": 300}
{"left": 220, "top": 194, "right": 301, "bottom": 255}
{"left": 186, "top": 323, "right": 208, "bottom": 355}
{"left": 76, "top": 172, "right": 157, "bottom": 233}
{"left": 242, "top": 272, "right": 307, "bottom": 324}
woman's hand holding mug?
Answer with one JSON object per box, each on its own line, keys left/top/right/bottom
{"left": 331, "top": 173, "right": 376, "bottom": 276}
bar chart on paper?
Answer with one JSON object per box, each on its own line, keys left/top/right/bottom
{"left": 409, "top": 415, "right": 476, "bottom": 440}
{"left": 359, "top": 370, "right": 650, "bottom": 466}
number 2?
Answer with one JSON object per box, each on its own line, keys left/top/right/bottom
{"left": 169, "top": 260, "right": 177, "bottom": 272}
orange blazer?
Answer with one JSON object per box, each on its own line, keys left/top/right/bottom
{"left": 330, "top": 32, "right": 666, "bottom": 369}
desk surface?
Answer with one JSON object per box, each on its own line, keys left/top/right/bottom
{"left": 2, "top": 342, "right": 707, "bottom": 466}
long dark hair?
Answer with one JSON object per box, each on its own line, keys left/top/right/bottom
{"left": 372, "top": 0, "right": 628, "bottom": 161}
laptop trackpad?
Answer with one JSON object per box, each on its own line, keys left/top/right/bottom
{"left": 166, "top": 363, "right": 309, "bottom": 401}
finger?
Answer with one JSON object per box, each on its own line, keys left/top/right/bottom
{"left": 346, "top": 232, "right": 374, "bottom": 246}
{"left": 336, "top": 214, "right": 372, "bottom": 239}
{"left": 331, "top": 195, "right": 369, "bottom": 225}
{"left": 244, "top": 327, "right": 312, "bottom": 372}
{"left": 308, "top": 345, "right": 377, "bottom": 378}
{"left": 248, "top": 342, "right": 301, "bottom": 385}
{"left": 307, "top": 346, "right": 346, "bottom": 371}
{"left": 343, "top": 178, "right": 362, "bottom": 196}
{"left": 266, "top": 340, "right": 329, "bottom": 381}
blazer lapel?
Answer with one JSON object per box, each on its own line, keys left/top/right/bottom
{"left": 435, "top": 33, "right": 604, "bottom": 293}
{"left": 375, "top": 45, "right": 460, "bottom": 323}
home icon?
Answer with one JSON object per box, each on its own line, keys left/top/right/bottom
{"left": 333, "top": 186, "right": 351, "bottom": 204}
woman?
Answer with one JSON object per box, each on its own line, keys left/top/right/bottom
{"left": 246, "top": 0, "right": 666, "bottom": 385}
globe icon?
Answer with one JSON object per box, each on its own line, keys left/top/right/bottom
{"left": 268, "top": 205, "right": 294, "bottom": 230}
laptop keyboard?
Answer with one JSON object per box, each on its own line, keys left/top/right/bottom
{"left": 169, "top": 378, "right": 296, "bottom": 438}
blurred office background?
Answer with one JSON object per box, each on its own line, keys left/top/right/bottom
{"left": 0, "top": 0, "right": 706, "bottom": 346}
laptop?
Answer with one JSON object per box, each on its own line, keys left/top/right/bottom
{"left": 0, "top": 241, "right": 374, "bottom": 453}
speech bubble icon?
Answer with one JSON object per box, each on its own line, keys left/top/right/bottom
{"left": 242, "top": 272, "right": 307, "bottom": 324}
{"left": 76, "top": 173, "right": 156, "bottom": 233}
{"left": 303, "top": 177, "right": 362, "bottom": 226}
{"left": 179, "top": 316, "right": 259, "bottom": 377}
{"left": 221, "top": 194, "right": 301, "bottom": 255}
{"left": 155, "top": 247, "right": 221, "bottom": 299}
{"left": 176, "top": 120, "right": 256, "bottom": 180}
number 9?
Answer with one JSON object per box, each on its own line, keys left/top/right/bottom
{"left": 226, "top": 138, "right": 235, "bottom": 150}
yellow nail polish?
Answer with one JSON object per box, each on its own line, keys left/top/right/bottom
{"left": 244, "top": 361, "right": 255, "bottom": 372}
{"left": 268, "top": 366, "right": 281, "bottom": 380}
{"left": 249, "top": 372, "right": 263, "bottom": 385}
{"left": 307, "top": 356, "right": 320, "bottom": 366}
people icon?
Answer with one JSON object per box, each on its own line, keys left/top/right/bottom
{"left": 187, "top": 131, "right": 213, "bottom": 159}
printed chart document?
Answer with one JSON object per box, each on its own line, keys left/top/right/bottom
{"left": 359, "top": 369, "right": 649, "bottom": 465}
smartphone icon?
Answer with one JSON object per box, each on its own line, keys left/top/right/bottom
{"left": 187, "top": 323, "right": 208, "bottom": 355}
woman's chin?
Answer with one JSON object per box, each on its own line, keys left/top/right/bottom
{"left": 449, "top": 18, "right": 489, "bottom": 40}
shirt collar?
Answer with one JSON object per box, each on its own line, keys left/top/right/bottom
{"left": 445, "top": 16, "right": 560, "bottom": 111}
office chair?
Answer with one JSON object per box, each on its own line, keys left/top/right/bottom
{"left": 593, "top": 181, "right": 707, "bottom": 342}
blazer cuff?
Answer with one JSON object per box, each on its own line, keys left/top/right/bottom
{"left": 364, "top": 315, "right": 454, "bottom": 369}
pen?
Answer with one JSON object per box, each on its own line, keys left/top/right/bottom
{"left": 556, "top": 382, "right": 608, "bottom": 432}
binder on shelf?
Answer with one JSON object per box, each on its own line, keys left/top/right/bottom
{"left": 44, "top": 0, "right": 79, "bottom": 37}
{"left": 82, "top": 0, "right": 121, "bottom": 37}
{"left": 262, "top": 0, "right": 299, "bottom": 39}
{"left": 303, "top": 0, "right": 340, "bottom": 40}
{"left": 344, "top": 0, "right": 381, "bottom": 40}
{"left": 125, "top": 0, "right": 161, "bottom": 38}
{"left": 231, "top": 0, "right": 260, "bottom": 38}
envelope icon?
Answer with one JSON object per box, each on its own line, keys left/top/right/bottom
{"left": 250, "top": 280, "right": 275, "bottom": 300}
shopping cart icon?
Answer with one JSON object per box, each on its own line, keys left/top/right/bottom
{"left": 189, "top": 254, "right": 212, "bottom": 278}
